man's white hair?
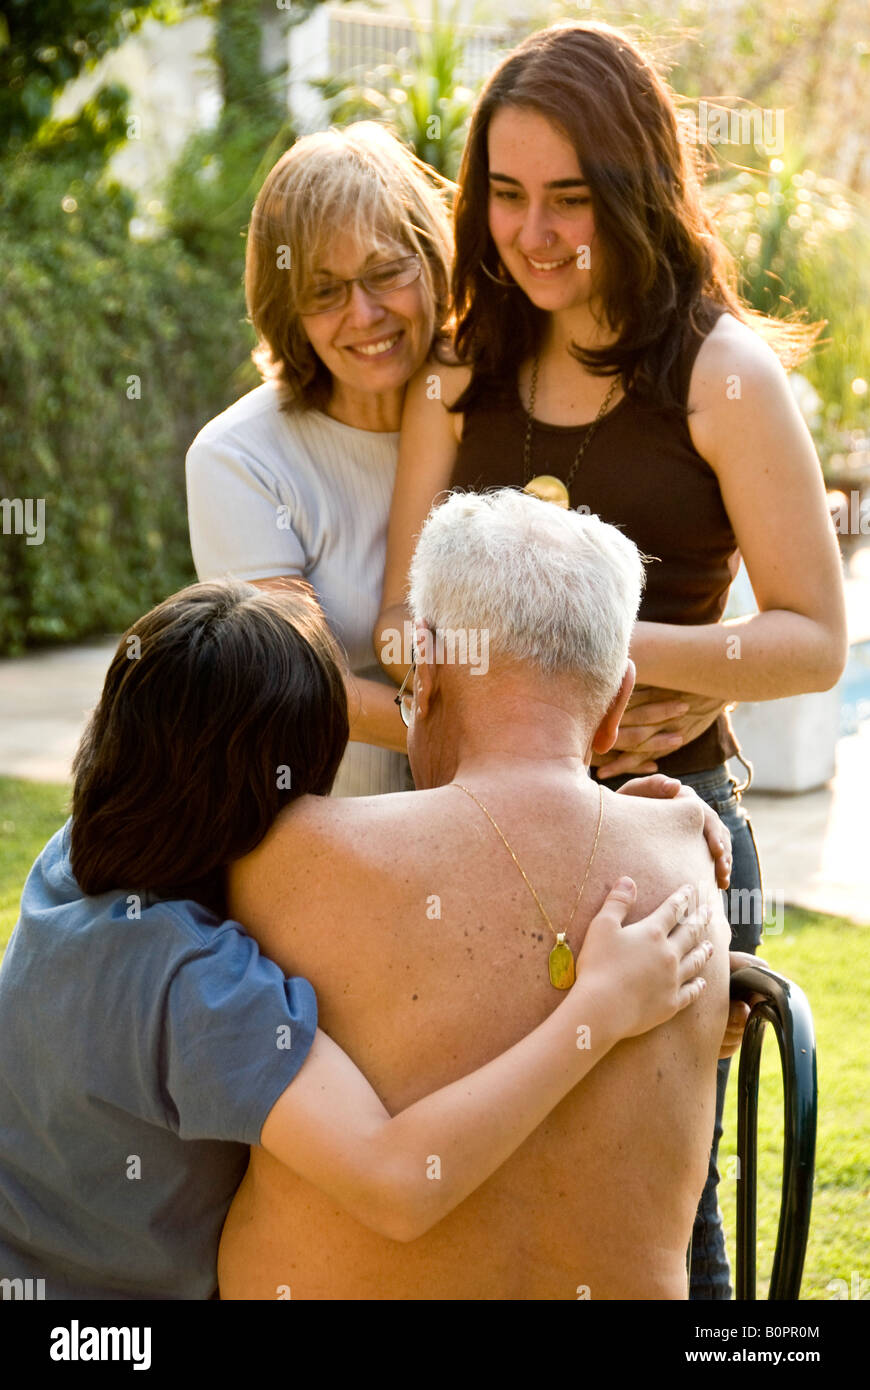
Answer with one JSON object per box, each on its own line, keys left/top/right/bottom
{"left": 408, "top": 489, "right": 645, "bottom": 708}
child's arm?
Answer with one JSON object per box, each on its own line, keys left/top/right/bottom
{"left": 259, "top": 877, "right": 713, "bottom": 1242}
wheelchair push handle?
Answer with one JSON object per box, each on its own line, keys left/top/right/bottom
{"left": 729, "top": 964, "right": 817, "bottom": 1301}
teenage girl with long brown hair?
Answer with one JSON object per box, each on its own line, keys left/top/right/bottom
{"left": 375, "top": 20, "right": 846, "bottom": 1297}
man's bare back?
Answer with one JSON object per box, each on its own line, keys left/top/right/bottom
{"left": 219, "top": 769, "right": 730, "bottom": 1301}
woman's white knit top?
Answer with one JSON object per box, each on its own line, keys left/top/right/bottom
{"left": 186, "top": 382, "right": 410, "bottom": 797}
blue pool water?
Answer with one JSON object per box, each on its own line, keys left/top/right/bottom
{"left": 839, "top": 640, "right": 870, "bottom": 736}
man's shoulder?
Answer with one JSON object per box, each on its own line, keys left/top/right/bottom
{"left": 244, "top": 789, "right": 430, "bottom": 866}
{"left": 602, "top": 787, "right": 711, "bottom": 885}
{"left": 284, "top": 785, "right": 706, "bottom": 847}
{"left": 226, "top": 790, "right": 435, "bottom": 960}
{"left": 604, "top": 786, "right": 705, "bottom": 835}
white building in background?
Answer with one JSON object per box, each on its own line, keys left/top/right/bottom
{"left": 287, "top": 3, "right": 512, "bottom": 133}
{"left": 48, "top": 3, "right": 516, "bottom": 201}
{"left": 52, "top": 14, "right": 222, "bottom": 205}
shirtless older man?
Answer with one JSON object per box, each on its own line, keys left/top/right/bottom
{"left": 219, "top": 489, "right": 731, "bottom": 1300}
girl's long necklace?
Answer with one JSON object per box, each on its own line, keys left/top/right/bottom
{"left": 522, "top": 355, "right": 621, "bottom": 509}
{"left": 453, "top": 780, "right": 605, "bottom": 989}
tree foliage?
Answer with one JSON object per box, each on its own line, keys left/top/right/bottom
{"left": 0, "top": 0, "right": 185, "bottom": 152}
{"left": 312, "top": 0, "right": 479, "bottom": 178}
{"left": 163, "top": 0, "right": 293, "bottom": 265}
{"left": 0, "top": 0, "right": 275, "bottom": 653}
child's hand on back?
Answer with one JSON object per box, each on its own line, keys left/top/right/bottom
{"left": 574, "top": 877, "right": 713, "bottom": 1039}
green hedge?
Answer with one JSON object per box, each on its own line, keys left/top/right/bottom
{"left": 0, "top": 146, "right": 258, "bottom": 654}
{"left": 0, "top": 1, "right": 291, "bottom": 656}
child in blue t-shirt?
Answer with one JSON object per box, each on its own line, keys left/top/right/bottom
{"left": 0, "top": 579, "right": 727, "bottom": 1299}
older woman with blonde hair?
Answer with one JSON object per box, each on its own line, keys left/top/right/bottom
{"left": 186, "top": 121, "right": 453, "bottom": 796}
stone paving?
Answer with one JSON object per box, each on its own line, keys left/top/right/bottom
{"left": 0, "top": 640, "right": 119, "bottom": 784}
{"left": 739, "top": 724, "right": 870, "bottom": 925}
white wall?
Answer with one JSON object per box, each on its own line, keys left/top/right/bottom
{"left": 51, "top": 15, "right": 221, "bottom": 208}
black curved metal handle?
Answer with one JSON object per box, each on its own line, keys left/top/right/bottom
{"left": 730, "top": 964, "right": 818, "bottom": 1300}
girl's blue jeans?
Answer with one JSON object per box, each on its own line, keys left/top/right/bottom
{"left": 603, "top": 761, "right": 763, "bottom": 1301}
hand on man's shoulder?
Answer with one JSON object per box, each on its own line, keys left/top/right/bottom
{"left": 603, "top": 783, "right": 719, "bottom": 913}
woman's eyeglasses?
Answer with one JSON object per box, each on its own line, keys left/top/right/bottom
{"left": 394, "top": 660, "right": 415, "bottom": 728}
{"left": 298, "top": 255, "right": 423, "bottom": 316}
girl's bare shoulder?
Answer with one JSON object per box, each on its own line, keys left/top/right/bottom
{"left": 692, "top": 312, "right": 784, "bottom": 398}
{"left": 426, "top": 342, "right": 473, "bottom": 411}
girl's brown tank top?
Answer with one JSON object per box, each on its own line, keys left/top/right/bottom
{"left": 450, "top": 312, "right": 740, "bottom": 776}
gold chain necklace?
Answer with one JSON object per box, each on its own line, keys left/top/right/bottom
{"left": 453, "top": 780, "right": 605, "bottom": 989}
{"left": 522, "top": 356, "right": 620, "bottom": 508}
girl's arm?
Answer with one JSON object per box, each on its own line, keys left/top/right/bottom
{"left": 259, "top": 878, "right": 713, "bottom": 1243}
{"left": 629, "top": 315, "right": 848, "bottom": 700}
{"left": 374, "top": 361, "right": 467, "bottom": 684}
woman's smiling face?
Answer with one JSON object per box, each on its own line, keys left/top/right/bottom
{"left": 486, "top": 106, "right": 602, "bottom": 315}
{"left": 299, "top": 234, "right": 432, "bottom": 418}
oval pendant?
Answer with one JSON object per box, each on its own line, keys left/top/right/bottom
{"left": 548, "top": 936, "right": 575, "bottom": 990}
{"left": 524, "top": 475, "right": 570, "bottom": 508}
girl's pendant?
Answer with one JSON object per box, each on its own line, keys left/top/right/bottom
{"left": 548, "top": 933, "right": 575, "bottom": 990}
{"left": 524, "top": 475, "right": 570, "bottom": 508}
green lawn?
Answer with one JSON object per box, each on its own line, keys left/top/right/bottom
{"left": 721, "top": 906, "right": 869, "bottom": 1301}
{"left": 0, "top": 776, "right": 70, "bottom": 950}
{"left": 0, "top": 776, "right": 866, "bottom": 1302}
